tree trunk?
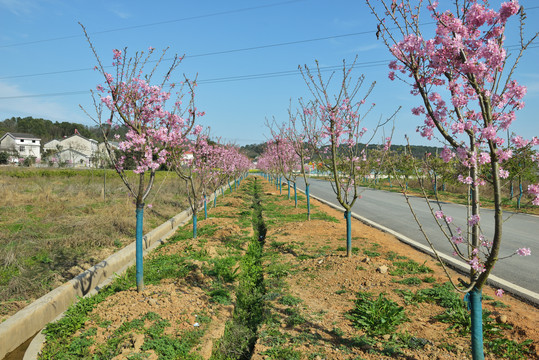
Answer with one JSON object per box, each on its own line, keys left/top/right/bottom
{"left": 204, "top": 195, "right": 208, "bottom": 220}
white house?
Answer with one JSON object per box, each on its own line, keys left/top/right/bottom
{"left": 56, "top": 148, "right": 91, "bottom": 167}
{"left": 60, "top": 134, "right": 98, "bottom": 158}
{"left": 44, "top": 133, "right": 99, "bottom": 167}
{"left": 0, "top": 132, "right": 41, "bottom": 160}
{"left": 43, "top": 139, "right": 61, "bottom": 152}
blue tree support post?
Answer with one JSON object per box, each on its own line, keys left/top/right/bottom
{"left": 214, "top": 194, "right": 217, "bottom": 208}
{"left": 279, "top": 177, "right": 282, "bottom": 194}
{"left": 306, "top": 184, "right": 311, "bottom": 220}
{"left": 193, "top": 213, "right": 198, "bottom": 238}
{"left": 135, "top": 203, "right": 145, "bottom": 292}
{"left": 345, "top": 210, "right": 352, "bottom": 257}
{"left": 294, "top": 181, "right": 298, "bottom": 208}
{"left": 468, "top": 287, "right": 484, "bottom": 360}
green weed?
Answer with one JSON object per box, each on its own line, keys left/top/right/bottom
{"left": 144, "top": 253, "right": 193, "bottom": 284}
{"left": 279, "top": 294, "right": 302, "bottom": 306}
{"left": 347, "top": 292, "right": 407, "bottom": 336}
{"left": 389, "top": 260, "right": 433, "bottom": 276}
{"left": 207, "top": 256, "right": 238, "bottom": 283}
{"left": 392, "top": 277, "right": 422, "bottom": 286}
{"left": 486, "top": 338, "right": 534, "bottom": 360}
{"left": 261, "top": 346, "right": 301, "bottom": 360}
{"left": 284, "top": 308, "right": 306, "bottom": 327}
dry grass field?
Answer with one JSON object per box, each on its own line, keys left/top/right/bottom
{"left": 0, "top": 166, "right": 189, "bottom": 321}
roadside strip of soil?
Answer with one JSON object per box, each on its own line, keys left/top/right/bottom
{"left": 32, "top": 176, "right": 539, "bottom": 360}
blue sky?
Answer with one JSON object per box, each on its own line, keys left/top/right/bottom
{"left": 1, "top": 0, "right": 538, "bottom": 146}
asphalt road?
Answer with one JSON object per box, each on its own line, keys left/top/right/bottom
{"left": 295, "top": 178, "right": 539, "bottom": 295}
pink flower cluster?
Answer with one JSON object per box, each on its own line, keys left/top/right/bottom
{"left": 527, "top": 184, "right": 539, "bottom": 206}
{"left": 386, "top": 0, "right": 538, "bottom": 193}
{"left": 257, "top": 137, "right": 301, "bottom": 178}
{"left": 96, "top": 50, "right": 197, "bottom": 175}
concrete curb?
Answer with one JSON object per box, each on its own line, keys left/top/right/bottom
{"left": 298, "top": 189, "right": 539, "bottom": 307}
{"left": 0, "top": 182, "right": 234, "bottom": 360}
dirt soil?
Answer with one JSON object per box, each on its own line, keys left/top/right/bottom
{"left": 36, "top": 176, "right": 538, "bottom": 359}
{"left": 251, "top": 180, "right": 539, "bottom": 359}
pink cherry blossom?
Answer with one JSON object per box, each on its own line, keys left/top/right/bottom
{"left": 516, "top": 248, "right": 531, "bottom": 256}
{"left": 468, "top": 214, "right": 481, "bottom": 226}
{"left": 499, "top": 168, "right": 509, "bottom": 179}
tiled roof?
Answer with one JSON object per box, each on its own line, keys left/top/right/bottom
{"left": 3, "top": 132, "right": 40, "bottom": 140}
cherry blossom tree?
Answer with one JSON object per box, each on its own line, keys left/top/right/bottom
{"left": 367, "top": 1, "right": 538, "bottom": 357}
{"left": 288, "top": 101, "right": 317, "bottom": 219}
{"left": 80, "top": 25, "right": 195, "bottom": 292}
{"left": 168, "top": 109, "right": 251, "bottom": 238}
{"left": 264, "top": 121, "right": 302, "bottom": 206}
{"left": 299, "top": 61, "right": 397, "bottom": 257}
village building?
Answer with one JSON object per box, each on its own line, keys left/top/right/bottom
{"left": 43, "top": 131, "right": 99, "bottom": 167}
{"left": 0, "top": 132, "right": 41, "bottom": 160}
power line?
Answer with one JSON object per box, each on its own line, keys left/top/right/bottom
{"left": 0, "top": 90, "right": 89, "bottom": 100}
{"left": 0, "top": 0, "right": 306, "bottom": 48}
{"left": 0, "top": 30, "right": 376, "bottom": 80}
{"left": 197, "top": 60, "right": 389, "bottom": 84}
{"left": 3, "top": 31, "right": 537, "bottom": 81}
{"left": 0, "top": 61, "right": 389, "bottom": 100}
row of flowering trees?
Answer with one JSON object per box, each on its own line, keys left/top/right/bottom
{"left": 260, "top": 60, "right": 398, "bottom": 257}
{"left": 80, "top": 25, "right": 251, "bottom": 293}
{"left": 261, "top": 0, "right": 537, "bottom": 357}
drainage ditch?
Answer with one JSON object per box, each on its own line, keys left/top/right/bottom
{"left": 211, "top": 177, "right": 267, "bottom": 360}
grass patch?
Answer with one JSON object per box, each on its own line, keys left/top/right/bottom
{"left": 389, "top": 260, "right": 433, "bottom": 276}
{"left": 278, "top": 295, "right": 302, "bottom": 306}
{"left": 211, "top": 178, "right": 266, "bottom": 360}
{"left": 392, "top": 277, "right": 422, "bottom": 286}
{"left": 347, "top": 292, "right": 407, "bottom": 336}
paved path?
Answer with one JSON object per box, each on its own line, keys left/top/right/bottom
{"left": 295, "top": 178, "right": 539, "bottom": 295}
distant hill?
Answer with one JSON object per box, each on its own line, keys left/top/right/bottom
{"left": 240, "top": 143, "right": 267, "bottom": 159}
{"left": 239, "top": 141, "right": 441, "bottom": 160}
{"left": 0, "top": 117, "right": 100, "bottom": 143}
{"left": 1, "top": 118, "right": 441, "bottom": 158}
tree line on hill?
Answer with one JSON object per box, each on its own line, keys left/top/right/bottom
{"left": 239, "top": 141, "right": 441, "bottom": 160}
{"left": 0, "top": 116, "right": 130, "bottom": 144}
{"left": 0, "top": 117, "right": 100, "bottom": 143}
{"left": 0, "top": 116, "right": 440, "bottom": 160}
